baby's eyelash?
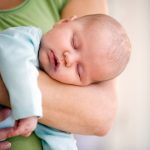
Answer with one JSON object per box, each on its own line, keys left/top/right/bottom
{"left": 76, "top": 64, "right": 81, "bottom": 79}
{"left": 72, "top": 34, "right": 78, "bottom": 49}
{"left": 72, "top": 36, "right": 75, "bottom": 48}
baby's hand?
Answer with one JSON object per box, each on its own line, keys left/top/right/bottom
{"left": 14, "top": 116, "right": 38, "bottom": 137}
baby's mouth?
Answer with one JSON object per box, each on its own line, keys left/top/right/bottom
{"left": 49, "top": 50, "right": 59, "bottom": 71}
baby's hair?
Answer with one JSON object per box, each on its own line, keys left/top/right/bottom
{"left": 75, "top": 14, "right": 131, "bottom": 81}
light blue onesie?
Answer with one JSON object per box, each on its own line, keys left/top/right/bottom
{"left": 0, "top": 26, "right": 77, "bottom": 150}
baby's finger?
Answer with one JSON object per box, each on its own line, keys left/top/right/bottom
{"left": 15, "top": 125, "right": 32, "bottom": 137}
{"left": 8, "top": 126, "right": 26, "bottom": 137}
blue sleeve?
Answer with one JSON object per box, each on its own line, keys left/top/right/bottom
{"left": 0, "top": 26, "right": 43, "bottom": 120}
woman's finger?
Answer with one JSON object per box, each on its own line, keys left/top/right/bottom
{"left": 0, "top": 108, "right": 11, "bottom": 121}
{"left": 0, "top": 141, "right": 11, "bottom": 150}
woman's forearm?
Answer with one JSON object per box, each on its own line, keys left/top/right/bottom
{"left": 38, "top": 71, "right": 117, "bottom": 136}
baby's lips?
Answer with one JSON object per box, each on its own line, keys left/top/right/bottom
{"left": 49, "top": 50, "right": 59, "bottom": 71}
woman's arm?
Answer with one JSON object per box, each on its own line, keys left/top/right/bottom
{"left": 0, "top": 0, "right": 117, "bottom": 136}
{"left": 61, "top": 0, "right": 109, "bottom": 17}
{"left": 38, "top": 72, "right": 117, "bottom": 135}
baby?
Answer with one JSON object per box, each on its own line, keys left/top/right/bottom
{"left": 0, "top": 14, "right": 131, "bottom": 150}
{"left": 40, "top": 15, "right": 131, "bottom": 86}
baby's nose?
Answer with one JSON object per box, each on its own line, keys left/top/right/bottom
{"left": 63, "top": 51, "right": 78, "bottom": 67}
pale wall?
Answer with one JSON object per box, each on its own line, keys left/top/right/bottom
{"left": 76, "top": 0, "right": 150, "bottom": 149}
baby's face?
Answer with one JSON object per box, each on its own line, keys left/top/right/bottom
{"left": 39, "top": 18, "right": 109, "bottom": 86}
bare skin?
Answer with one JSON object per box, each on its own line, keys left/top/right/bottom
{"left": 0, "top": 0, "right": 23, "bottom": 10}
{"left": 0, "top": 108, "right": 13, "bottom": 150}
{"left": 0, "top": 0, "right": 117, "bottom": 138}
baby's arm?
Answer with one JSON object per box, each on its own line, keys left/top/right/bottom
{"left": 0, "top": 27, "right": 42, "bottom": 135}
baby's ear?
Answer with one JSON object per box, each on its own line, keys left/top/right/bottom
{"left": 53, "top": 16, "right": 77, "bottom": 27}
{"left": 60, "top": 15, "right": 77, "bottom": 23}
{"left": 69, "top": 15, "right": 78, "bottom": 21}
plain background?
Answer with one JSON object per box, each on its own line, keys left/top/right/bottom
{"left": 76, "top": 0, "right": 150, "bottom": 149}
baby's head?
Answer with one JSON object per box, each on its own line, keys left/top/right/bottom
{"left": 39, "top": 14, "right": 131, "bottom": 86}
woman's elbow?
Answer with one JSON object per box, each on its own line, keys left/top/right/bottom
{"left": 92, "top": 104, "right": 117, "bottom": 136}
{"left": 93, "top": 118, "right": 115, "bottom": 136}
